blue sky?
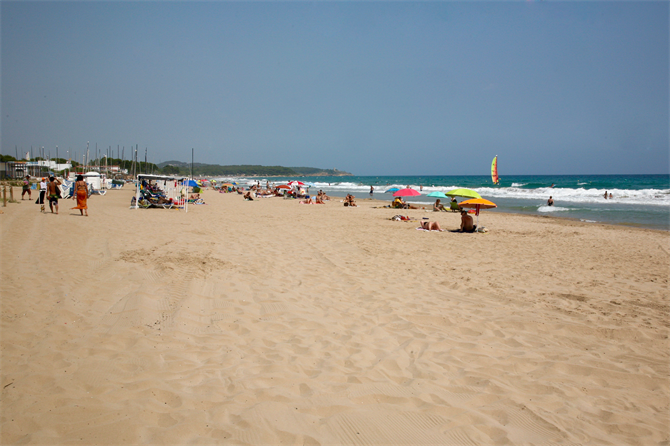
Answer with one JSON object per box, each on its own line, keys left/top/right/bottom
{"left": 2, "top": 1, "right": 668, "bottom": 175}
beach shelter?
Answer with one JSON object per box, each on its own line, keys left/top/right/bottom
{"left": 385, "top": 187, "right": 400, "bottom": 193}
{"left": 132, "top": 174, "right": 189, "bottom": 212}
{"left": 186, "top": 179, "right": 199, "bottom": 187}
{"left": 458, "top": 198, "right": 497, "bottom": 228}
{"left": 427, "top": 191, "right": 448, "bottom": 198}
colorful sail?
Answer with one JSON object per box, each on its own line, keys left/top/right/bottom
{"left": 491, "top": 156, "right": 499, "bottom": 185}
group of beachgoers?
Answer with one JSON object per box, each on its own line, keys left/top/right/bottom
{"left": 21, "top": 174, "right": 89, "bottom": 216}
{"left": 237, "top": 181, "right": 336, "bottom": 205}
{"left": 416, "top": 210, "right": 477, "bottom": 232}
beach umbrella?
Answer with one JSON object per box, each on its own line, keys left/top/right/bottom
{"left": 427, "top": 191, "right": 448, "bottom": 198}
{"left": 385, "top": 187, "right": 400, "bottom": 193}
{"left": 288, "top": 181, "right": 305, "bottom": 186}
{"left": 277, "top": 185, "right": 291, "bottom": 190}
{"left": 186, "top": 179, "right": 199, "bottom": 187}
{"left": 458, "top": 198, "right": 497, "bottom": 227}
{"left": 446, "top": 188, "right": 481, "bottom": 199}
{"left": 393, "top": 188, "right": 421, "bottom": 197}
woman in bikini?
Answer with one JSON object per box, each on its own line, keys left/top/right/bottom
{"left": 420, "top": 221, "right": 442, "bottom": 231}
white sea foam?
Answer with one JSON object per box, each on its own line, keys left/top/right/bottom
{"left": 511, "top": 183, "right": 527, "bottom": 187}
{"left": 477, "top": 186, "right": 670, "bottom": 206}
{"left": 538, "top": 205, "right": 570, "bottom": 213}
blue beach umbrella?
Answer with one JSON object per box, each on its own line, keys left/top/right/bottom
{"left": 427, "top": 191, "right": 448, "bottom": 198}
{"left": 186, "top": 179, "right": 199, "bottom": 187}
{"left": 385, "top": 187, "right": 400, "bottom": 193}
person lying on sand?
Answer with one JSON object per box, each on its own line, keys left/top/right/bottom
{"left": 398, "top": 198, "right": 419, "bottom": 209}
{"left": 300, "top": 196, "right": 314, "bottom": 204}
{"left": 459, "top": 210, "right": 477, "bottom": 233}
{"left": 420, "top": 220, "right": 443, "bottom": 231}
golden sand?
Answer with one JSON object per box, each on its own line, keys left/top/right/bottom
{"left": 1, "top": 187, "right": 668, "bottom": 444}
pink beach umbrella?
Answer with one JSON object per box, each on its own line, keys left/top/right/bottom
{"left": 392, "top": 188, "right": 421, "bottom": 197}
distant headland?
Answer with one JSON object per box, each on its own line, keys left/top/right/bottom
{"left": 157, "top": 161, "right": 352, "bottom": 177}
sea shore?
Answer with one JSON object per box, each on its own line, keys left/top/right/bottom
{"left": 1, "top": 187, "right": 668, "bottom": 444}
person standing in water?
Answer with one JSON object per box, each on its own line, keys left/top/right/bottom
{"left": 547, "top": 196, "right": 554, "bottom": 206}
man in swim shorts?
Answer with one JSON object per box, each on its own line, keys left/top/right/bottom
{"left": 46, "top": 176, "right": 61, "bottom": 214}
{"left": 460, "top": 210, "right": 476, "bottom": 233}
{"left": 547, "top": 196, "right": 554, "bottom": 206}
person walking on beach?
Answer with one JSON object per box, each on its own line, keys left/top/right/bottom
{"left": 369, "top": 186, "right": 374, "bottom": 196}
{"left": 71, "top": 174, "right": 89, "bottom": 216}
{"left": 21, "top": 175, "right": 31, "bottom": 200}
{"left": 547, "top": 196, "right": 554, "bottom": 206}
{"left": 46, "top": 176, "right": 61, "bottom": 214}
{"left": 36, "top": 177, "right": 47, "bottom": 212}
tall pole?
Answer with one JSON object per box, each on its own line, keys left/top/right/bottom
{"left": 191, "top": 148, "right": 194, "bottom": 179}
{"left": 144, "top": 147, "right": 147, "bottom": 174}
{"left": 86, "top": 141, "right": 89, "bottom": 170}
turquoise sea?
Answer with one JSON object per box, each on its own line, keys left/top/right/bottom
{"left": 221, "top": 174, "right": 669, "bottom": 230}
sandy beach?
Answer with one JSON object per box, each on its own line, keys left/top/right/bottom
{"left": 1, "top": 187, "right": 668, "bottom": 445}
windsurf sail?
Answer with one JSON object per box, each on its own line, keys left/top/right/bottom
{"left": 491, "top": 156, "right": 499, "bottom": 185}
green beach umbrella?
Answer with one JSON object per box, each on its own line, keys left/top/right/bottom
{"left": 445, "top": 188, "right": 481, "bottom": 199}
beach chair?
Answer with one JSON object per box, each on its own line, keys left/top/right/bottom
{"left": 449, "top": 201, "right": 461, "bottom": 212}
